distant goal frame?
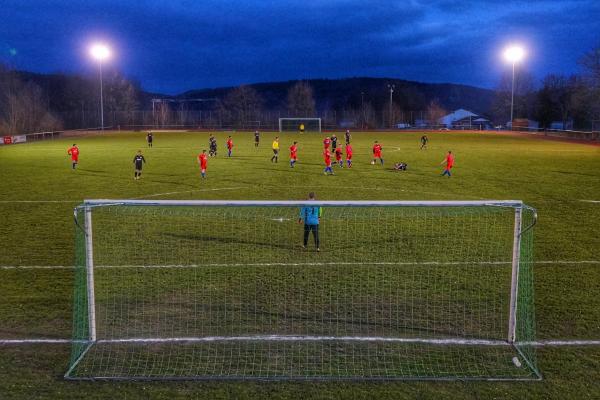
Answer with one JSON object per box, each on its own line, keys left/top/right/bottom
{"left": 278, "top": 117, "right": 322, "bottom": 132}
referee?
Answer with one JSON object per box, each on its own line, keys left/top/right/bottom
{"left": 298, "top": 192, "right": 321, "bottom": 252}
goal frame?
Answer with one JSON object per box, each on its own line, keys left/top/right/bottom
{"left": 278, "top": 117, "right": 322, "bottom": 132}
{"left": 67, "top": 199, "right": 538, "bottom": 381}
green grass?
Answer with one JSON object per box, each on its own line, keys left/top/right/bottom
{"left": 1, "top": 130, "right": 599, "bottom": 397}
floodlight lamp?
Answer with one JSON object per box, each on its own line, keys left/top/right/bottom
{"left": 503, "top": 45, "right": 525, "bottom": 64}
{"left": 90, "top": 43, "right": 111, "bottom": 61}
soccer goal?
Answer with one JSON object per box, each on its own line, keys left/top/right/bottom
{"left": 66, "top": 200, "right": 540, "bottom": 381}
{"left": 279, "top": 118, "right": 321, "bottom": 133}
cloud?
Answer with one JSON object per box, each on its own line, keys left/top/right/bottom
{"left": 0, "top": 0, "right": 598, "bottom": 93}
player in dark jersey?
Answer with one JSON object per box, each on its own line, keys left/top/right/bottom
{"left": 133, "top": 150, "right": 146, "bottom": 180}
{"left": 331, "top": 134, "right": 338, "bottom": 152}
{"left": 345, "top": 129, "right": 351, "bottom": 144}
{"left": 209, "top": 135, "right": 217, "bottom": 157}
{"left": 147, "top": 131, "right": 153, "bottom": 147}
{"left": 420, "top": 135, "right": 428, "bottom": 149}
{"left": 254, "top": 130, "right": 260, "bottom": 147}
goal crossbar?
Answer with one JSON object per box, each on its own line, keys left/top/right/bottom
{"left": 82, "top": 199, "right": 525, "bottom": 208}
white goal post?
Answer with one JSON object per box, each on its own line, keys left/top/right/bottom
{"left": 279, "top": 118, "right": 322, "bottom": 132}
{"left": 66, "top": 199, "right": 539, "bottom": 381}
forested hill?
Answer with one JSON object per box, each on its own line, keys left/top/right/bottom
{"left": 180, "top": 77, "right": 495, "bottom": 115}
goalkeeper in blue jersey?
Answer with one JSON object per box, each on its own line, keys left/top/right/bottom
{"left": 298, "top": 192, "right": 321, "bottom": 252}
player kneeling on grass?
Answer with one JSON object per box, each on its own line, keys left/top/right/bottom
{"left": 372, "top": 141, "right": 383, "bottom": 165}
{"left": 290, "top": 141, "right": 298, "bottom": 167}
{"left": 67, "top": 144, "right": 79, "bottom": 169}
{"left": 198, "top": 149, "right": 208, "bottom": 179}
{"left": 133, "top": 150, "right": 146, "bottom": 180}
{"left": 440, "top": 150, "right": 454, "bottom": 177}
{"left": 393, "top": 162, "right": 408, "bottom": 171}
{"left": 298, "top": 192, "right": 321, "bottom": 252}
{"left": 335, "top": 146, "right": 343, "bottom": 167}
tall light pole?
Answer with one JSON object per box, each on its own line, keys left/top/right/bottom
{"left": 387, "top": 84, "right": 395, "bottom": 128}
{"left": 361, "top": 91, "right": 365, "bottom": 129}
{"left": 90, "top": 43, "right": 111, "bottom": 130}
{"left": 503, "top": 45, "right": 525, "bottom": 130}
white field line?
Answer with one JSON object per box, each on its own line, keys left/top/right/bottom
{"left": 1, "top": 260, "right": 599, "bottom": 270}
{"left": 2, "top": 337, "right": 600, "bottom": 347}
{"left": 580, "top": 200, "right": 600, "bottom": 203}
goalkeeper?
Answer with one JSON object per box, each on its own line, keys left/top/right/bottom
{"left": 298, "top": 192, "right": 321, "bottom": 252}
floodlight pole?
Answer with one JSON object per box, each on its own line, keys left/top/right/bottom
{"left": 98, "top": 61, "right": 105, "bottom": 130}
{"left": 510, "top": 61, "right": 515, "bottom": 131}
{"left": 387, "top": 84, "right": 395, "bottom": 129}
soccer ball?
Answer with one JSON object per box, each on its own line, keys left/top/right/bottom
{"left": 371, "top": 161, "right": 375, "bottom": 165}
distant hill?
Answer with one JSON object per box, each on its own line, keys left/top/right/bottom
{"left": 179, "top": 77, "right": 495, "bottom": 116}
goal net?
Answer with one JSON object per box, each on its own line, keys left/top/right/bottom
{"left": 66, "top": 200, "right": 539, "bottom": 381}
{"left": 279, "top": 118, "right": 321, "bottom": 133}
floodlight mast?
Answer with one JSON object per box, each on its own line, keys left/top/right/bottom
{"left": 90, "top": 44, "right": 111, "bottom": 130}
{"left": 503, "top": 46, "right": 525, "bottom": 130}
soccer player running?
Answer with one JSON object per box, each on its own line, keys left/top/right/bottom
{"left": 67, "top": 144, "right": 79, "bottom": 169}
{"left": 133, "top": 150, "right": 146, "bottom": 180}
{"left": 323, "top": 136, "right": 331, "bottom": 150}
{"left": 254, "top": 130, "right": 260, "bottom": 147}
{"left": 198, "top": 149, "right": 208, "bottom": 179}
{"left": 298, "top": 192, "right": 321, "bottom": 252}
{"left": 345, "top": 129, "right": 351, "bottom": 144}
{"left": 271, "top": 136, "right": 280, "bottom": 163}
{"left": 323, "top": 148, "right": 334, "bottom": 175}
{"left": 420, "top": 134, "right": 428, "bottom": 149}
{"left": 147, "top": 131, "right": 153, "bottom": 147}
{"left": 290, "top": 141, "right": 298, "bottom": 168}
{"left": 226, "top": 136, "right": 233, "bottom": 157}
{"left": 345, "top": 143, "right": 353, "bottom": 168}
{"left": 372, "top": 140, "right": 384, "bottom": 165}
{"left": 334, "top": 146, "right": 343, "bottom": 167}
{"left": 440, "top": 150, "right": 455, "bottom": 177}
{"left": 331, "top": 134, "right": 338, "bottom": 153}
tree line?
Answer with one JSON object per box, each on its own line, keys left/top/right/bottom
{"left": 1, "top": 45, "right": 598, "bottom": 134}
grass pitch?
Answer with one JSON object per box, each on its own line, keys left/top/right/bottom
{"left": 0, "top": 130, "right": 599, "bottom": 398}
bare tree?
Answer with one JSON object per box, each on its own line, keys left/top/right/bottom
{"left": 426, "top": 99, "right": 447, "bottom": 126}
{"left": 219, "top": 85, "right": 263, "bottom": 128}
{"left": 286, "top": 81, "right": 315, "bottom": 116}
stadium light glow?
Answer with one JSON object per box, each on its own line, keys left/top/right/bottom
{"left": 503, "top": 45, "right": 525, "bottom": 64}
{"left": 89, "top": 43, "right": 111, "bottom": 61}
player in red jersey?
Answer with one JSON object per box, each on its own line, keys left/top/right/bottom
{"left": 198, "top": 149, "right": 208, "bottom": 179}
{"left": 323, "top": 148, "right": 334, "bottom": 175}
{"left": 334, "top": 146, "right": 343, "bottom": 167}
{"left": 289, "top": 141, "right": 298, "bottom": 168}
{"left": 323, "top": 136, "right": 331, "bottom": 149}
{"left": 345, "top": 143, "right": 353, "bottom": 168}
{"left": 226, "top": 136, "right": 233, "bottom": 157}
{"left": 67, "top": 144, "right": 79, "bottom": 169}
{"left": 372, "top": 140, "right": 383, "bottom": 165}
{"left": 440, "top": 150, "right": 455, "bottom": 177}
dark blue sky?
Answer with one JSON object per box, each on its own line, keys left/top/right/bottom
{"left": 1, "top": 0, "right": 599, "bottom": 94}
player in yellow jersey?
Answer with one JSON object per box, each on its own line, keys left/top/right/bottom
{"left": 271, "top": 136, "right": 280, "bottom": 163}
{"left": 299, "top": 123, "right": 305, "bottom": 133}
